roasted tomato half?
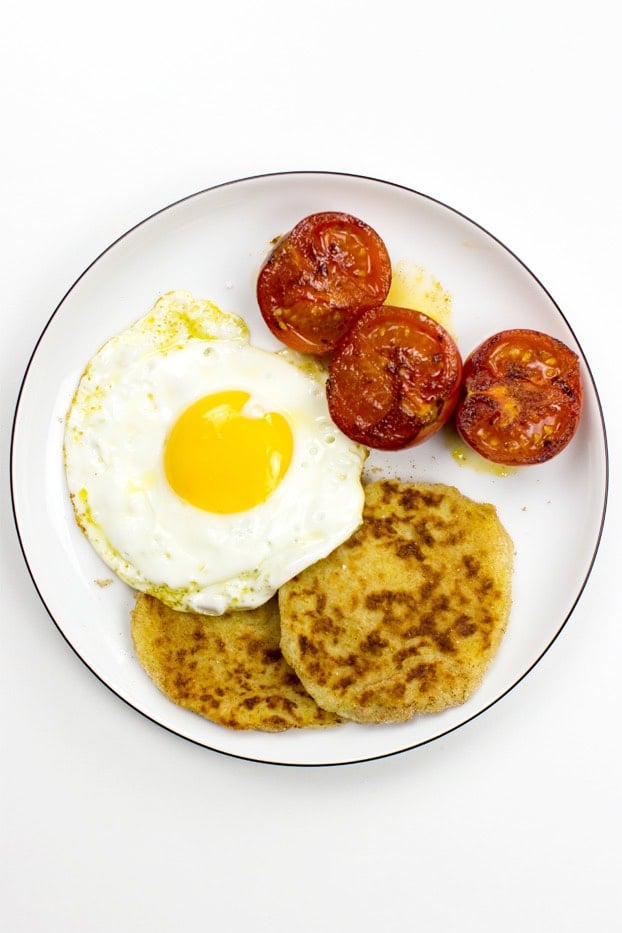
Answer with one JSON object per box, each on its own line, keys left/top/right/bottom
{"left": 256, "top": 211, "right": 392, "bottom": 355}
{"left": 326, "top": 305, "right": 463, "bottom": 450}
{"left": 455, "top": 328, "right": 583, "bottom": 466}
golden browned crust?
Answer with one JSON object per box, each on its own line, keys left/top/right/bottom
{"left": 131, "top": 593, "right": 340, "bottom": 731}
{"left": 278, "top": 480, "right": 514, "bottom": 724}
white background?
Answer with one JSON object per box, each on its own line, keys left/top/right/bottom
{"left": 2, "top": 1, "right": 620, "bottom": 930}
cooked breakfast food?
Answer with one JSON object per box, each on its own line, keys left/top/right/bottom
{"left": 279, "top": 480, "right": 514, "bottom": 724}
{"left": 455, "top": 328, "right": 583, "bottom": 466}
{"left": 257, "top": 211, "right": 392, "bottom": 355}
{"left": 63, "top": 290, "right": 366, "bottom": 616}
{"left": 326, "top": 305, "right": 463, "bottom": 450}
{"left": 62, "top": 210, "right": 584, "bottom": 737}
{"left": 131, "top": 593, "right": 340, "bottom": 731}
{"left": 257, "top": 214, "right": 583, "bottom": 461}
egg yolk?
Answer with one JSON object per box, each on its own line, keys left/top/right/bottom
{"left": 164, "top": 391, "right": 293, "bottom": 513}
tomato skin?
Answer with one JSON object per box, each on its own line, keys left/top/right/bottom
{"left": 326, "top": 305, "right": 463, "bottom": 450}
{"left": 256, "top": 211, "right": 392, "bottom": 355}
{"left": 455, "top": 328, "right": 583, "bottom": 466}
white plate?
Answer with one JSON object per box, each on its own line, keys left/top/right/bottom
{"left": 11, "top": 172, "right": 608, "bottom": 766}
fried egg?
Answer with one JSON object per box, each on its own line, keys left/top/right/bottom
{"left": 64, "top": 291, "right": 366, "bottom": 614}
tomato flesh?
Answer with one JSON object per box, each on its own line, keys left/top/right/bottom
{"left": 257, "top": 212, "right": 391, "bottom": 354}
{"left": 326, "top": 305, "right": 463, "bottom": 450}
{"left": 455, "top": 328, "right": 583, "bottom": 466}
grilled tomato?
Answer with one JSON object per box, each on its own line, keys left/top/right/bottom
{"left": 326, "top": 305, "right": 463, "bottom": 450}
{"left": 455, "top": 328, "right": 583, "bottom": 466}
{"left": 256, "top": 211, "right": 391, "bottom": 355}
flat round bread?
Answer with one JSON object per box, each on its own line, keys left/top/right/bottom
{"left": 131, "top": 593, "right": 340, "bottom": 731}
{"left": 279, "top": 480, "right": 514, "bottom": 724}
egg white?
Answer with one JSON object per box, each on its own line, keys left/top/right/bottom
{"left": 64, "top": 291, "right": 366, "bottom": 614}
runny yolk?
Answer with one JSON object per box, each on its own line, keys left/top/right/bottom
{"left": 164, "top": 390, "right": 293, "bottom": 513}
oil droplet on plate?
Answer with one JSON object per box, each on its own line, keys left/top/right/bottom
{"left": 386, "top": 260, "right": 454, "bottom": 333}
{"left": 443, "top": 423, "right": 516, "bottom": 478}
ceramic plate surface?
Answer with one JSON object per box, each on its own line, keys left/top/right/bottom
{"left": 11, "top": 172, "right": 608, "bottom": 765}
